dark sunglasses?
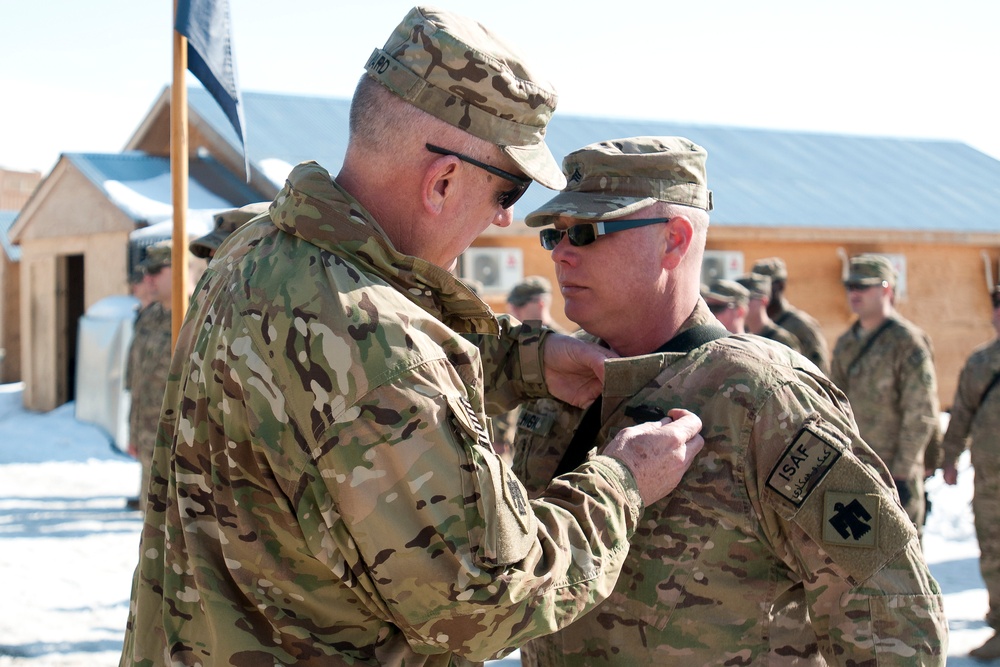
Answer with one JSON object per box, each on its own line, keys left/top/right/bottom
{"left": 426, "top": 143, "right": 531, "bottom": 209}
{"left": 844, "top": 281, "right": 888, "bottom": 292}
{"left": 707, "top": 302, "right": 735, "bottom": 314}
{"left": 539, "top": 218, "right": 670, "bottom": 250}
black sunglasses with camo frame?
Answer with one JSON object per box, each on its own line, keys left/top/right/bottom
{"left": 425, "top": 144, "right": 531, "bottom": 209}
{"left": 539, "top": 218, "right": 670, "bottom": 250}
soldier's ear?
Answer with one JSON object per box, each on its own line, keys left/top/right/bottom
{"left": 422, "top": 154, "right": 461, "bottom": 215}
{"left": 662, "top": 216, "right": 693, "bottom": 270}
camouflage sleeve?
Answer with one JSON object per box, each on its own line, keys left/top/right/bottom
{"left": 471, "top": 316, "right": 551, "bottom": 416}
{"left": 892, "top": 337, "right": 939, "bottom": 475}
{"left": 313, "top": 359, "right": 641, "bottom": 662}
{"left": 752, "top": 382, "right": 947, "bottom": 664}
{"left": 828, "top": 335, "right": 849, "bottom": 392}
{"left": 941, "top": 355, "right": 978, "bottom": 467}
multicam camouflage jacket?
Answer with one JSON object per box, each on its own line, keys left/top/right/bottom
{"left": 513, "top": 302, "right": 947, "bottom": 666}
{"left": 942, "top": 338, "right": 1000, "bottom": 469}
{"left": 119, "top": 161, "right": 645, "bottom": 667}
{"left": 774, "top": 304, "right": 831, "bottom": 375}
{"left": 830, "top": 315, "right": 940, "bottom": 479}
{"left": 126, "top": 302, "right": 172, "bottom": 457}
{"left": 756, "top": 321, "right": 801, "bottom": 353}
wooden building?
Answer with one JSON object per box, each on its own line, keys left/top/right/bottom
{"left": 7, "top": 86, "right": 1000, "bottom": 409}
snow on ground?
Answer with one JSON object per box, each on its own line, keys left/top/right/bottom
{"left": 0, "top": 381, "right": 991, "bottom": 665}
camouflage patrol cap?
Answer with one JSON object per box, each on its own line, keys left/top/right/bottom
{"left": 366, "top": 6, "right": 565, "bottom": 190}
{"left": 845, "top": 254, "right": 896, "bottom": 288}
{"left": 189, "top": 202, "right": 270, "bottom": 259}
{"left": 735, "top": 272, "right": 772, "bottom": 300}
{"left": 138, "top": 240, "right": 173, "bottom": 274}
{"left": 507, "top": 275, "right": 551, "bottom": 306}
{"left": 702, "top": 278, "right": 750, "bottom": 306}
{"left": 751, "top": 257, "right": 788, "bottom": 281}
{"left": 524, "top": 136, "right": 713, "bottom": 228}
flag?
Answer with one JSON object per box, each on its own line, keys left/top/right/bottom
{"left": 175, "top": 0, "right": 248, "bottom": 177}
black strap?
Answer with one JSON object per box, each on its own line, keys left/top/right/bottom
{"left": 552, "top": 322, "right": 729, "bottom": 478}
{"left": 847, "top": 319, "right": 896, "bottom": 375}
{"left": 971, "top": 368, "right": 1000, "bottom": 421}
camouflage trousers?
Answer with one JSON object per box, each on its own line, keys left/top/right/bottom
{"left": 974, "top": 468, "right": 1000, "bottom": 629}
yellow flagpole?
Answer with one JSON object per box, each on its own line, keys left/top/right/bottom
{"left": 170, "top": 0, "right": 191, "bottom": 346}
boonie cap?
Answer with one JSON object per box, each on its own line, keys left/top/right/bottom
{"left": 525, "top": 136, "right": 712, "bottom": 228}
{"left": 736, "top": 272, "right": 772, "bottom": 300}
{"left": 507, "top": 276, "right": 551, "bottom": 306}
{"left": 138, "top": 240, "right": 173, "bottom": 274}
{"left": 190, "top": 202, "right": 270, "bottom": 259}
{"left": 366, "top": 6, "right": 565, "bottom": 189}
{"left": 845, "top": 254, "right": 896, "bottom": 287}
{"left": 751, "top": 257, "right": 788, "bottom": 281}
{"left": 703, "top": 279, "right": 750, "bottom": 306}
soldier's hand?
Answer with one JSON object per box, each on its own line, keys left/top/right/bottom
{"left": 942, "top": 464, "right": 958, "bottom": 486}
{"left": 542, "top": 335, "right": 617, "bottom": 408}
{"left": 604, "top": 409, "right": 704, "bottom": 507}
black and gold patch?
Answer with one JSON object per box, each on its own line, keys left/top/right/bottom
{"left": 823, "top": 491, "right": 879, "bottom": 548}
{"left": 766, "top": 427, "right": 841, "bottom": 507}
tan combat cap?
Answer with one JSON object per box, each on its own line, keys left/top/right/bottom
{"left": 138, "top": 240, "right": 173, "bottom": 274}
{"left": 846, "top": 254, "right": 896, "bottom": 288}
{"left": 524, "top": 136, "right": 713, "bottom": 228}
{"left": 366, "top": 6, "right": 565, "bottom": 190}
{"left": 190, "top": 202, "right": 270, "bottom": 259}
{"left": 702, "top": 279, "right": 750, "bottom": 306}
{"left": 751, "top": 257, "right": 788, "bottom": 281}
{"left": 507, "top": 275, "right": 551, "bottom": 306}
{"left": 736, "top": 272, "right": 772, "bottom": 300}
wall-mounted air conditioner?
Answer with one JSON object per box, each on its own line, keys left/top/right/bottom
{"left": 701, "top": 250, "right": 744, "bottom": 284}
{"left": 461, "top": 247, "right": 524, "bottom": 294}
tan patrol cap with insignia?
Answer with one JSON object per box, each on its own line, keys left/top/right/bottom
{"left": 751, "top": 257, "right": 788, "bottom": 281}
{"left": 702, "top": 278, "right": 750, "bottom": 306}
{"left": 507, "top": 276, "right": 551, "bottom": 306}
{"left": 845, "top": 254, "right": 897, "bottom": 288}
{"left": 736, "top": 272, "right": 772, "bottom": 300}
{"left": 138, "top": 240, "right": 173, "bottom": 274}
{"left": 524, "top": 136, "right": 712, "bottom": 228}
{"left": 366, "top": 6, "right": 565, "bottom": 190}
{"left": 190, "top": 202, "right": 270, "bottom": 259}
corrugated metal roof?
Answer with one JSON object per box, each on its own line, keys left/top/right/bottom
{"left": 190, "top": 88, "right": 1000, "bottom": 234}
{"left": 66, "top": 152, "right": 264, "bottom": 234}
{"left": 0, "top": 210, "right": 20, "bottom": 261}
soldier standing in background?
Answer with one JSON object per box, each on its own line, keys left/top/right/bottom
{"left": 120, "top": 8, "right": 705, "bottom": 666}
{"left": 940, "top": 285, "right": 1000, "bottom": 661}
{"left": 735, "top": 271, "right": 801, "bottom": 351}
{"left": 513, "top": 136, "right": 945, "bottom": 665}
{"left": 702, "top": 278, "right": 750, "bottom": 334}
{"left": 752, "top": 256, "right": 831, "bottom": 374}
{"left": 124, "top": 241, "right": 173, "bottom": 511}
{"left": 189, "top": 202, "right": 270, "bottom": 260}
{"left": 830, "top": 254, "right": 940, "bottom": 533}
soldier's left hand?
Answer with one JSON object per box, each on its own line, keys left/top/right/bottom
{"left": 542, "top": 334, "right": 617, "bottom": 408}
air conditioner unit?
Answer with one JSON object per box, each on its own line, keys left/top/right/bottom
{"left": 461, "top": 247, "right": 524, "bottom": 294}
{"left": 701, "top": 250, "right": 744, "bottom": 284}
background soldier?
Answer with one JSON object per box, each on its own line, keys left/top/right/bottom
{"left": 830, "top": 254, "right": 940, "bottom": 532}
{"left": 752, "top": 256, "right": 831, "bottom": 374}
{"left": 735, "top": 271, "right": 801, "bottom": 352}
{"left": 702, "top": 278, "right": 750, "bottom": 334}
{"left": 514, "top": 136, "right": 945, "bottom": 665}
{"left": 189, "top": 202, "right": 270, "bottom": 260}
{"left": 124, "top": 240, "right": 173, "bottom": 511}
{"left": 941, "top": 285, "right": 1000, "bottom": 661}
{"left": 120, "top": 8, "right": 704, "bottom": 666}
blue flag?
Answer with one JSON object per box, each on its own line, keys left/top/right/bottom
{"left": 175, "top": 0, "right": 248, "bottom": 176}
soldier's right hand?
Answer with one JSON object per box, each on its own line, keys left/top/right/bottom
{"left": 603, "top": 409, "right": 704, "bottom": 507}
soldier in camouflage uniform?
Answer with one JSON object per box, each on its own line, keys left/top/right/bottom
{"left": 702, "top": 278, "right": 750, "bottom": 334}
{"left": 830, "top": 255, "right": 940, "bottom": 532}
{"left": 735, "top": 271, "right": 802, "bottom": 352}
{"left": 124, "top": 240, "right": 174, "bottom": 512}
{"left": 753, "top": 256, "right": 832, "bottom": 374}
{"left": 119, "top": 8, "right": 706, "bottom": 667}
{"left": 513, "top": 137, "right": 947, "bottom": 665}
{"left": 189, "top": 202, "right": 270, "bottom": 260}
{"left": 941, "top": 285, "right": 1000, "bottom": 660}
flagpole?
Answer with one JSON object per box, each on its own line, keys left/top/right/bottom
{"left": 170, "top": 0, "right": 191, "bottom": 346}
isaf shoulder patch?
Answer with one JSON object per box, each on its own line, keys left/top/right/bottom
{"left": 767, "top": 427, "right": 842, "bottom": 507}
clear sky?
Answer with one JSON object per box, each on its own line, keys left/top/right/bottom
{"left": 2, "top": 0, "right": 998, "bottom": 174}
